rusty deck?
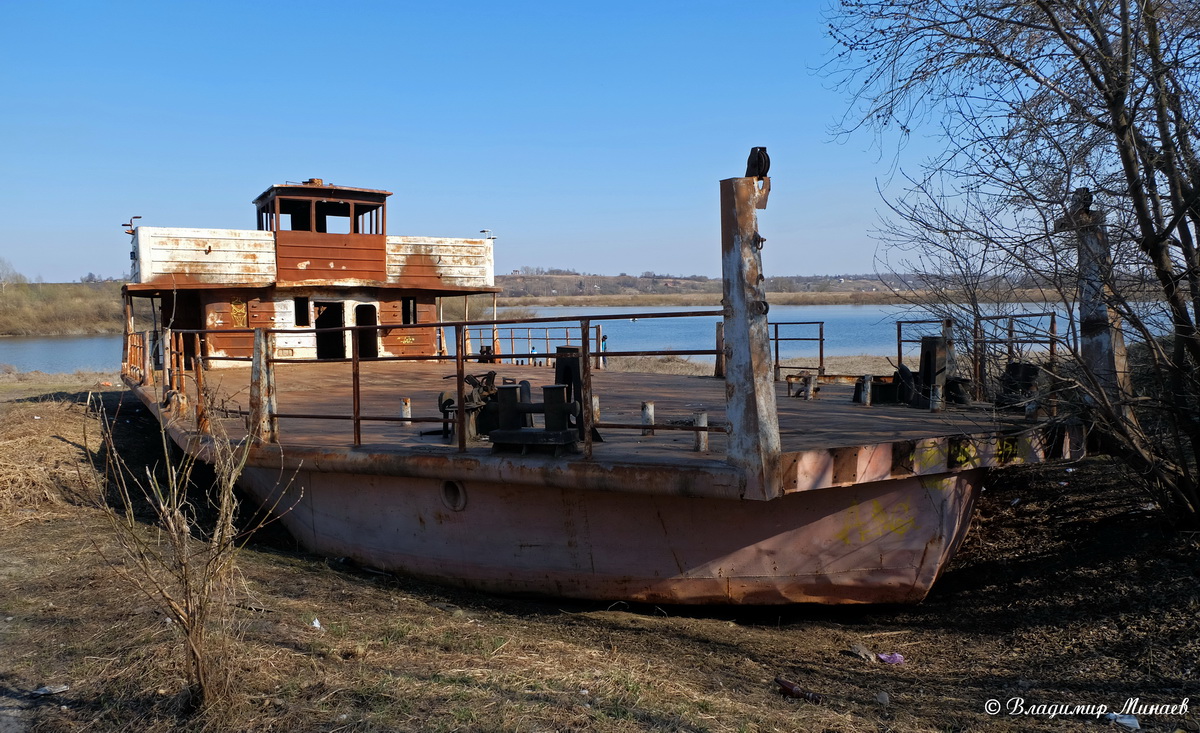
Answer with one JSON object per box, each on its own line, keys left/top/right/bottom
{"left": 206, "top": 361, "right": 1023, "bottom": 451}
{"left": 173, "top": 361, "right": 1030, "bottom": 464}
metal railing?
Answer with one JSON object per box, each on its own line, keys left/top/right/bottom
{"left": 769, "top": 321, "right": 825, "bottom": 380}
{"left": 971, "top": 312, "right": 1059, "bottom": 401}
{"left": 894, "top": 313, "right": 1060, "bottom": 401}
{"left": 895, "top": 318, "right": 954, "bottom": 368}
{"left": 463, "top": 324, "right": 605, "bottom": 368}
{"left": 135, "top": 310, "right": 729, "bottom": 458}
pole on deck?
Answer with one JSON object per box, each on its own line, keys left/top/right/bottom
{"left": 720, "top": 170, "right": 780, "bottom": 500}
{"left": 249, "top": 328, "right": 278, "bottom": 443}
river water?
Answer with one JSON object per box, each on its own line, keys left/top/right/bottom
{"left": 0, "top": 304, "right": 937, "bottom": 374}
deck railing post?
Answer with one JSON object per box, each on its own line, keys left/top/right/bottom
{"left": 1048, "top": 314, "right": 1059, "bottom": 417}
{"left": 121, "top": 293, "right": 133, "bottom": 380}
{"left": 719, "top": 173, "right": 780, "bottom": 500}
{"left": 455, "top": 325, "right": 467, "bottom": 452}
{"left": 352, "top": 328, "right": 362, "bottom": 447}
{"left": 896, "top": 321, "right": 904, "bottom": 368}
{"left": 249, "top": 328, "right": 278, "bottom": 443}
{"left": 192, "top": 333, "right": 210, "bottom": 434}
{"left": 773, "top": 323, "right": 781, "bottom": 382}
{"left": 491, "top": 292, "right": 499, "bottom": 356}
{"left": 193, "top": 354, "right": 210, "bottom": 434}
{"left": 162, "top": 327, "right": 175, "bottom": 403}
{"left": 580, "top": 319, "right": 595, "bottom": 458}
{"left": 818, "top": 322, "right": 825, "bottom": 375}
{"left": 1007, "top": 317, "right": 1016, "bottom": 363}
{"left": 972, "top": 317, "right": 983, "bottom": 401}
{"left": 714, "top": 321, "right": 726, "bottom": 378}
{"left": 141, "top": 330, "right": 154, "bottom": 386}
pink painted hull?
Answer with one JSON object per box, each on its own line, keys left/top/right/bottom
{"left": 238, "top": 466, "right": 981, "bottom": 604}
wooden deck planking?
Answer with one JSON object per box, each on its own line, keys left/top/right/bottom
{"left": 188, "top": 361, "right": 1024, "bottom": 464}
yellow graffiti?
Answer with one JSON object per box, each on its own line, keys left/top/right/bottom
{"left": 914, "top": 442, "right": 945, "bottom": 473}
{"left": 996, "top": 437, "right": 1020, "bottom": 464}
{"left": 949, "top": 440, "right": 978, "bottom": 468}
{"left": 835, "top": 498, "right": 918, "bottom": 545}
{"left": 230, "top": 298, "right": 248, "bottom": 328}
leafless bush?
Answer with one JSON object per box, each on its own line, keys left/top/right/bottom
{"left": 93, "top": 402, "right": 253, "bottom": 711}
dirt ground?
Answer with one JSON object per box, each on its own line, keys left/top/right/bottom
{"left": 1, "top": 379, "right": 1199, "bottom": 732}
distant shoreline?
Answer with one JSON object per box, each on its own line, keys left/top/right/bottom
{"left": 1, "top": 283, "right": 1060, "bottom": 338}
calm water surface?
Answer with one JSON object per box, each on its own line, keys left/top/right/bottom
{"left": 1, "top": 304, "right": 941, "bottom": 373}
{"left": 0, "top": 334, "right": 123, "bottom": 373}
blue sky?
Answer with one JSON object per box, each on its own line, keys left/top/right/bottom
{"left": 0, "top": 1, "right": 914, "bottom": 283}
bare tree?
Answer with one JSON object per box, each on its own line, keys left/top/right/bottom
{"left": 0, "top": 257, "right": 27, "bottom": 292}
{"left": 828, "top": 0, "right": 1200, "bottom": 525}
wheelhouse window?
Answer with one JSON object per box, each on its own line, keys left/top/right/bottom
{"left": 294, "top": 297, "right": 310, "bottom": 327}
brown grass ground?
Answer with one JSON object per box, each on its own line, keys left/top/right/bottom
{"left": 2, "top": 379, "right": 1199, "bottom": 732}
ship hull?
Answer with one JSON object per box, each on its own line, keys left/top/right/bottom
{"left": 238, "top": 464, "right": 981, "bottom": 605}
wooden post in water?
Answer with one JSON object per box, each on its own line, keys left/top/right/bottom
{"left": 249, "top": 328, "right": 278, "bottom": 443}
{"left": 720, "top": 172, "right": 780, "bottom": 500}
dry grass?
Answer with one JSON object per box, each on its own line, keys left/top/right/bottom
{"left": 0, "top": 397, "right": 102, "bottom": 520}
{"left": 604, "top": 354, "right": 712, "bottom": 376}
{"left": 4, "top": 382, "right": 1200, "bottom": 732}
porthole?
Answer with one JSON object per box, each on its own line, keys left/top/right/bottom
{"left": 441, "top": 480, "right": 467, "bottom": 512}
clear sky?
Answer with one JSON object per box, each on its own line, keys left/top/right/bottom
{"left": 0, "top": 1, "right": 911, "bottom": 283}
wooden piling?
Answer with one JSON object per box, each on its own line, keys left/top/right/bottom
{"left": 249, "top": 328, "right": 278, "bottom": 443}
{"left": 719, "top": 174, "right": 780, "bottom": 500}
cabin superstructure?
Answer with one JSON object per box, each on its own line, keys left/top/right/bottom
{"left": 124, "top": 178, "right": 496, "bottom": 364}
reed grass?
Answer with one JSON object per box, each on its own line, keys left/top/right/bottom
{"left": 0, "top": 282, "right": 129, "bottom": 336}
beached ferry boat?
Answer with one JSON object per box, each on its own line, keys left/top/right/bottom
{"left": 120, "top": 169, "right": 1080, "bottom": 604}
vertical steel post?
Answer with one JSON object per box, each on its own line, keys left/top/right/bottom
{"left": 818, "top": 322, "right": 825, "bottom": 375}
{"left": 580, "top": 318, "right": 594, "bottom": 458}
{"left": 714, "top": 321, "right": 725, "bottom": 378}
{"left": 773, "top": 323, "right": 781, "bottom": 382}
{"left": 121, "top": 293, "right": 133, "bottom": 379}
{"left": 491, "top": 292, "right": 499, "bottom": 356}
{"left": 693, "top": 411, "right": 709, "bottom": 452}
{"left": 896, "top": 321, "right": 904, "bottom": 368}
{"left": 352, "top": 328, "right": 361, "bottom": 447}
{"left": 455, "top": 325, "right": 467, "bottom": 453}
{"left": 720, "top": 175, "right": 780, "bottom": 500}
{"left": 972, "top": 316, "right": 983, "bottom": 401}
{"left": 141, "top": 330, "right": 154, "bottom": 386}
{"left": 193, "top": 333, "right": 209, "bottom": 434}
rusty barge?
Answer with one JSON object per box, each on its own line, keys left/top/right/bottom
{"left": 120, "top": 171, "right": 1080, "bottom": 604}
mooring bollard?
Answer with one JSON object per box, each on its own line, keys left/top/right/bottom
{"left": 641, "top": 401, "right": 655, "bottom": 436}
{"left": 930, "top": 384, "right": 944, "bottom": 413}
{"left": 693, "top": 411, "right": 708, "bottom": 452}
{"left": 861, "top": 375, "right": 873, "bottom": 407}
{"left": 401, "top": 397, "right": 411, "bottom": 428}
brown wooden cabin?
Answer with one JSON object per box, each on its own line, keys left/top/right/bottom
{"left": 123, "top": 179, "right": 496, "bottom": 367}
